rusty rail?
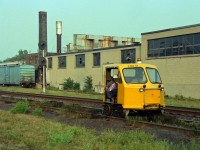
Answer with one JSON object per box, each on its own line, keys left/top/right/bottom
{"left": 164, "top": 106, "right": 200, "bottom": 118}
{"left": 0, "top": 90, "right": 102, "bottom": 108}
{"left": 0, "top": 90, "right": 199, "bottom": 137}
{"left": 0, "top": 90, "right": 200, "bottom": 119}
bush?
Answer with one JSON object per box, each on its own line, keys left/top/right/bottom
{"left": 83, "top": 76, "right": 93, "bottom": 93}
{"left": 73, "top": 82, "right": 80, "bottom": 90}
{"left": 63, "top": 77, "right": 80, "bottom": 91}
{"left": 63, "top": 78, "right": 74, "bottom": 90}
{"left": 10, "top": 101, "right": 29, "bottom": 114}
{"left": 32, "top": 108, "right": 43, "bottom": 116}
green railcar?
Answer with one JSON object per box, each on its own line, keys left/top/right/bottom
{"left": 19, "top": 65, "right": 35, "bottom": 87}
{"left": 0, "top": 64, "right": 35, "bottom": 87}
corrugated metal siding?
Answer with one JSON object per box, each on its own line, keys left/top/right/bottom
{"left": 5, "top": 66, "right": 9, "bottom": 84}
{"left": 9, "top": 66, "right": 20, "bottom": 84}
{"left": 0, "top": 66, "right": 6, "bottom": 84}
{"left": 0, "top": 65, "right": 20, "bottom": 85}
{"left": 20, "top": 65, "right": 35, "bottom": 83}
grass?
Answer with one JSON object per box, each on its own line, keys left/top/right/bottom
{"left": 0, "top": 86, "right": 102, "bottom": 100}
{"left": 0, "top": 86, "right": 200, "bottom": 108}
{"left": 32, "top": 108, "right": 43, "bottom": 116}
{"left": 165, "top": 97, "right": 200, "bottom": 108}
{"left": 10, "top": 100, "right": 29, "bottom": 114}
{"left": 0, "top": 109, "right": 199, "bottom": 150}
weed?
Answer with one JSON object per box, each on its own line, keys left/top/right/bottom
{"left": 175, "top": 94, "right": 184, "bottom": 100}
{"left": 32, "top": 108, "right": 43, "bottom": 116}
{"left": 10, "top": 101, "right": 29, "bottom": 114}
{"left": 46, "top": 86, "right": 59, "bottom": 91}
{"left": 49, "top": 127, "right": 81, "bottom": 145}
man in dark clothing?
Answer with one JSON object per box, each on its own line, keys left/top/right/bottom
{"left": 106, "top": 75, "right": 118, "bottom": 102}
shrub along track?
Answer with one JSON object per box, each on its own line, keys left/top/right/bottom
{"left": 0, "top": 90, "right": 199, "bottom": 142}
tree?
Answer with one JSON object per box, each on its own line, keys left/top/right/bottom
{"left": 3, "top": 49, "right": 28, "bottom": 62}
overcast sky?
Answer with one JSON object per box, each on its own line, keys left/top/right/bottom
{"left": 0, "top": 0, "right": 200, "bottom": 61}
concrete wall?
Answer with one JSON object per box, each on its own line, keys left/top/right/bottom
{"left": 46, "top": 45, "right": 141, "bottom": 93}
{"left": 141, "top": 24, "right": 200, "bottom": 99}
{"left": 47, "top": 24, "right": 200, "bottom": 99}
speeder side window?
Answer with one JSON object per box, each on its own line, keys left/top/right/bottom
{"left": 146, "top": 68, "right": 162, "bottom": 84}
{"left": 123, "top": 67, "right": 147, "bottom": 84}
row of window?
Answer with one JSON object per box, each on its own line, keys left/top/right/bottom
{"left": 148, "top": 33, "right": 200, "bottom": 57}
{"left": 48, "top": 49, "right": 136, "bottom": 69}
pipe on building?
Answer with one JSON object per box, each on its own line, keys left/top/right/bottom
{"left": 56, "top": 21, "right": 62, "bottom": 54}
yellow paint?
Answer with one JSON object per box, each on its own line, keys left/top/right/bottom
{"left": 103, "top": 63, "right": 165, "bottom": 110}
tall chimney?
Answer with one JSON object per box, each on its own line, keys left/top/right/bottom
{"left": 56, "top": 21, "right": 62, "bottom": 54}
{"left": 38, "top": 11, "right": 47, "bottom": 86}
{"left": 39, "top": 11, "right": 47, "bottom": 53}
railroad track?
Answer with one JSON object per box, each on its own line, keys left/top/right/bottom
{"left": 0, "top": 90, "right": 200, "bottom": 119}
{"left": 0, "top": 90, "right": 102, "bottom": 108}
{"left": 42, "top": 106, "right": 200, "bottom": 137}
{"left": 164, "top": 106, "right": 200, "bottom": 118}
{"left": 0, "top": 91, "right": 199, "bottom": 137}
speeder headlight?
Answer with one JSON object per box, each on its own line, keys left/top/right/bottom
{"left": 160, "top": 87, "right": 164, "bottom": 91}
{"left": 139, "top": 88, "right": 144, "bottom": 92}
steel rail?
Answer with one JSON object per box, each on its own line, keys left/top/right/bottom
{"left": 0, "top": 90, "right": 200, "bottom": 118}
{"left": 131, "top": 120, "right": 199, "bottom": 136}
{"left": 164, "top": 106, "right": 200, "bottom": 118}
{"left": 0, "top": 92, "right": 199, "bottom": 137}
{"left": 0, "top": 90, "right": 102, "bottom": 107}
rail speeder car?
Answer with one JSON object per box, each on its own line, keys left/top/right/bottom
{"left": 103, "top": 60, "right": 165, "bottom": 116}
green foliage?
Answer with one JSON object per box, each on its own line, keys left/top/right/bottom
{"left": 10, "top": 101, "right": 29, "bottom": 114}
{"left": 3, "top": 49, "right": 28, "bottom": 62}
{"left": 175, "top": 94, "right": 184, "bottom": 100}
{"left": 46, "top": 85, "right": 59, "bottom": 91}
{"left": 32, "top": 108, "right": 43, "bottom": 116}
{"left": 63, "top": 78, "right": 74, "bottom": 90}
{"left": 0, "top": 109, "right": 200, "bottom": 149}
{"left": 73, "top": 82, "right": 80, "bottom": 90}
{"left": 63, "top": 78, "right": 80, "bottom": 91}
{"left": 83, "top": 76, "right": 93, "bottom": 92}
{"left": 49, "top": 127, "right": 82, "bottom": 145}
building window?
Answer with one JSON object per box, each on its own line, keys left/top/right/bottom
{"left": 58, "top": 56, "right": 66, "bottom": 68}
{"left": 48, "top": 57, "right": 52, "bottom": 68}
{"left": 121, "top": 49, "right": 136, "bottom": 63}
{"left": 93, "top": 52, "right": 100, "bottom": 66}
{"left": 76, "top": 54, "right": 85, "bottom": 67}
{"left": 148, "top": 33, "right": 200, "bottom": 58}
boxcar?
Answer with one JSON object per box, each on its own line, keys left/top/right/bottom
{"left": 0, "top": 64, "right": 35, "bottom": 87}
{"left": 19, "top": 65, "right": 35, "bottom": 87}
